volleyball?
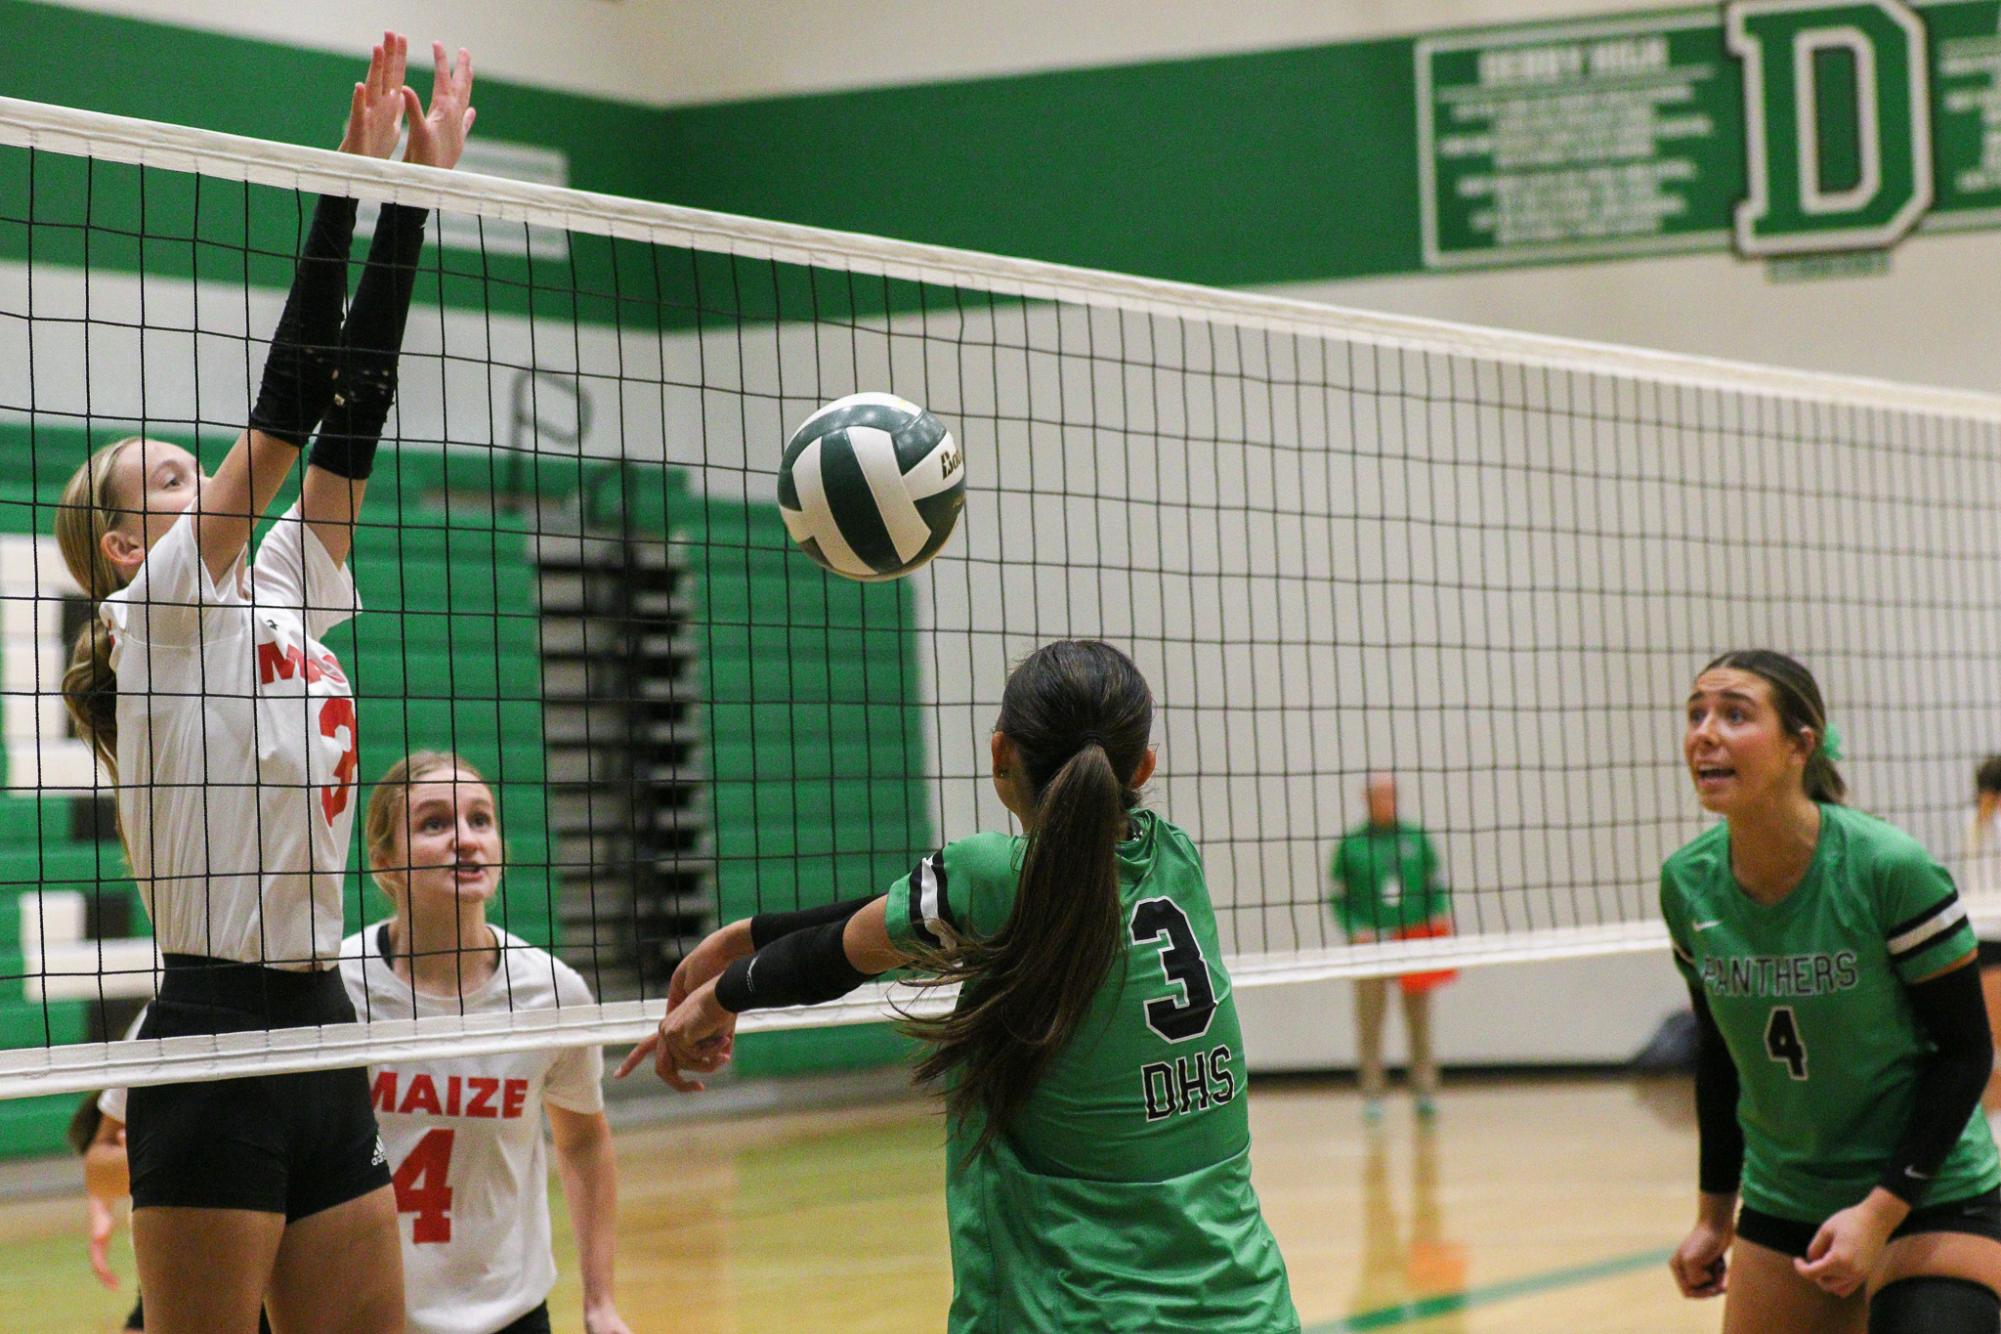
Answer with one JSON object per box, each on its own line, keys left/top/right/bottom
{"left": 777, "top": 392, "right": 966, "bottom": 582}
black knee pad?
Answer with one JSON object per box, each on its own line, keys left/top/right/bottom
{"left": 1871, "top": 1277, "right": 2001, "bottom": 1334}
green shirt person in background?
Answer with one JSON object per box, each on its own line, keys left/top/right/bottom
{"left": 1329, "top": 774, "right": 1454, "bottom": 1124}
{"left": 625, "top": 640, "right": 1298, "bottom": 1332}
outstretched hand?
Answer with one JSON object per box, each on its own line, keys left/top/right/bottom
{"left": 669, "top": 920, "right": 754, "bottom": 1011}
{"left": 339, "top": 32, "right": 410, "bottom": 159}
{"left": 403, "top": 42, "right": 476, "bottom": 170}
{"left": 615, "top": 979, "right": 737, "bottom": 1091}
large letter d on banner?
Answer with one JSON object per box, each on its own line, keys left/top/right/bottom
{"left": 1727, "top": 0, "right": 1932, "bottom": 256}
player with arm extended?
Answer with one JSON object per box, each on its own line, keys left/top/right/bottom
{"left": 1665, "top": 649, "right": 2001, "bottom": 1333}
{"left": 342, "top": 752, "right": 629, "bottom": 1334}
{"left": 52, "top": 34, "right": 475, "bottom": 1332}
{"left": 620, "top": 639, "right": 1299, "bottom": 1332}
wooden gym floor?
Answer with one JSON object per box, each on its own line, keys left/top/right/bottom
{"left": 0, "top": 1074, "right": 1721, "bottom": 1332}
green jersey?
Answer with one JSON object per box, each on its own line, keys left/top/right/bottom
{"left": 884, "top": 809, "right": 1298, "bottom": 1333}
{"left": 1660, "top": 803, "right": 2001, "bottom": 1222}
{"left": 1329, "top": 821, "right": 1448, "bottom": 935}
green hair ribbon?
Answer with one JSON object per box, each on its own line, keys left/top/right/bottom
{"left": 1817, "top": 723, "right": 1844, "bottom": 764}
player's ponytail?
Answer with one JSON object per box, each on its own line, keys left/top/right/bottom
{"left": 908, "top": 640, "right": 1153, "bottom": 1156}
{"left": 1705, "top": 649, "right": 1846, "bottom": 805}
{"left": 56, "top": 438, "right": 143, "bottom": 781}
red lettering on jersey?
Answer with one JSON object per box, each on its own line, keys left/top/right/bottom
{"left": 370, "top": 1070, "right": 398, "bottom": 1113}
{"left": 319, "top": 697, "right": 358, "bottom": 822}
{"left": 502, "top": 1079, "right": 528, "bottom": 1119}
{"left": 445, "top": 1075, "right": 462, "bottom": 1118}
{"left": 465, "top": 1077, "right": 500, "bottom": 1118}
{"left": 399, "top": 1073, "right": 443, "bottom": 1116}
{"left": 392, "top": 1127, "right": 455, "bottom": 1245}
{"left": 256, "top": 642, "right": 308, "bottom": 684}
{"left": 255, "top": 640, "right": 348, "bottom": 688}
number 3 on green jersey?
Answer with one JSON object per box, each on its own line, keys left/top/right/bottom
{"left": 1130, "top": 897, "right": 1217, "bottom": 1041}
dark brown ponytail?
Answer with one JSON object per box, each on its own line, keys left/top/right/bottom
{"left": 1703, "top": 649, "right": 1845, "bottom": 804}
{"left": 907, "top": 640, "right": 1153, "bottom": 1155}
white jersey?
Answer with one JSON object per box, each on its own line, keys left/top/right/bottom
{"left": 104, "top": 505, "right": 361, "bottom": 969}
{"left": 339, "top": 925, "right": 605, "bottom": 1334}
{"left": 96, "top": 1007, "right": 149, "bottom": 1123}
{"left": 1966, "top": 811, "right": 2001, "bottom": 940}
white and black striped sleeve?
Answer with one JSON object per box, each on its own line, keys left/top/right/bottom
{"left": 903, "top": 850, "right": 961, "bottom": 952}
{"left": 1887, "top": 890, "right": 1972, "bottom": 979}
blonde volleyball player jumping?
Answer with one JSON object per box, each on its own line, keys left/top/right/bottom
{"left": 343, "top": 753, "right": 630, "bottom": 1334}
{"left": 55, "top": 34, "right": 475, "bottom": 1332}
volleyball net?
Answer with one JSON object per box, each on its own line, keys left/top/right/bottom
{"left": 3, "top": 95, "right": 2001, "bottom": 1098}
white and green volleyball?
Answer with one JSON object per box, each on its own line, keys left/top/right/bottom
{"left": 777, "top": 392, "right": 966, "bottom": 582}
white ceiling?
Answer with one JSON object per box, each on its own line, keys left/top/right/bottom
{"left": 62, "top": 0, "right": 1677, "bottom": 105}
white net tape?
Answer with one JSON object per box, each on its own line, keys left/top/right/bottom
{"left": 3, "top": 96, "right": 2000, "bottom": 1097}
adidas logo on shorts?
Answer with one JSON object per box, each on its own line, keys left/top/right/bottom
{"left": 371, "top": 1136, "right": 388, "bottom": 1167}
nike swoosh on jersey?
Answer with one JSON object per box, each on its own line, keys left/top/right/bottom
{"left": 1693, "top": 920, "right": 1723, "bottom": 931}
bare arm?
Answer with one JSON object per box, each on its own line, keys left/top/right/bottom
{"left": 843, "top": 896, "right": 913, "bottom": 974}
{"left": 82, "top": 1112, "right": 128, "bottom": 1290}
{"left": 83, "top": 1109, "right": 129, "bottom": 1203}
{"left": 301, "top": 468, "right": 367, "bottom": 568}
{"left": 194, "top": 431, "right": 304, "bottom": 584}
{"left": 547, "top": 1104, "right": 631, "bottom": 1334}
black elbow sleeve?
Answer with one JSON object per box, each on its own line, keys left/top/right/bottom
{"left": 1689, "top": 984, "right": 1745, "bottom": 1195}
{"left": 249, "top": 194, "right": 359, "bottom": 446}
{"left": 307, "top": 203, "right": 429, "bottom": 481}
{"left": 1880, "top": 961, "right": 1993, "bottom": 1202}
{"left": 714, "top": 918, "right": 873, "bottom": 1014}
{"left": 749, "top": 895, "right": 879, "bottom": 950}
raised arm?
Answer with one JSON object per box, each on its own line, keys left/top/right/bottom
{"left": 303, "top": 39, "right": 477, "bottom": 564}
{"left": 197, "top": 36, "right": 413, "bottom": 580}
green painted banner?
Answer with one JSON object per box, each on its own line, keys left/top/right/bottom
{"left": 6, "top": 1, "right": 2001, "bottom": 297}
{"left": 1419, "top": 1, "right": 2001, "bottom": 267}
{"left": 1419, "top": 9, "right": 1741, "bottom": 266}
{"left": 1929, "top": 0, "right": 2001, "bottom": 227}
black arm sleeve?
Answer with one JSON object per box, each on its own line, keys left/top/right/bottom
{"left": 1689, "top": 981, "right": 1745, "bottom": 1195}
{"left": 306, "top": 203, "right": 429, "bottom": 480}
{"left": 247, "top": 195, "right": 358, "bottom": 446}
{"left": 713, "top": 918, "right": 877, "bottom": 1013}
{"left": 748, "top": 895, "right": 879, "bottom": 950}
{"left": 1879, "top": 959, "right": 1993, "bottom": 1203}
